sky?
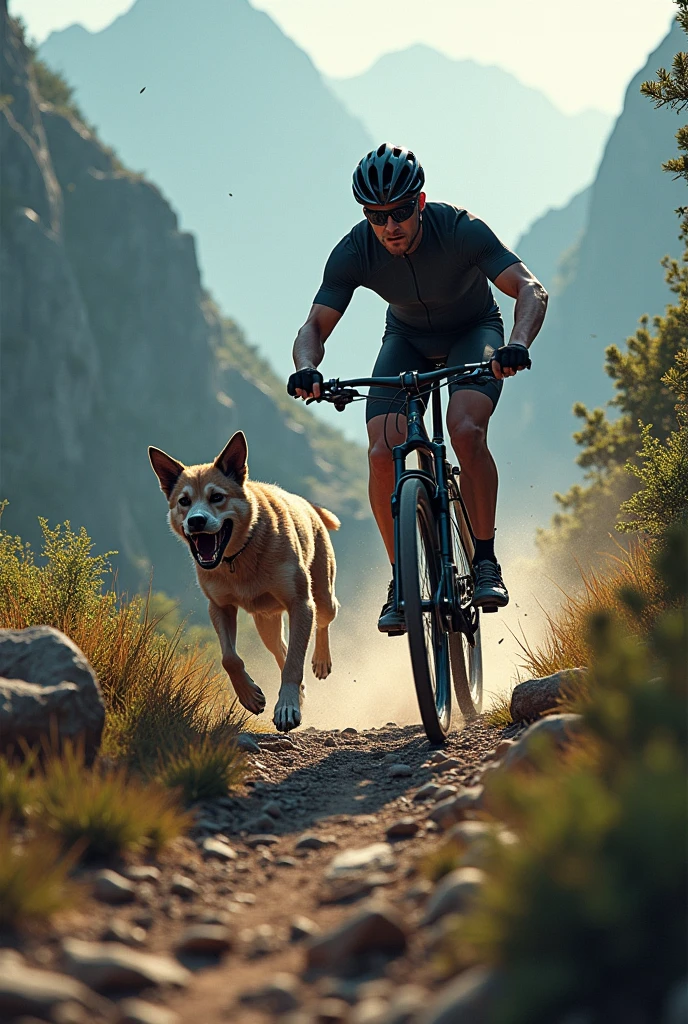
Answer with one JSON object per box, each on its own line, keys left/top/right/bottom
{"left": 10, "top": 0, "right": 676, "bottom": 115}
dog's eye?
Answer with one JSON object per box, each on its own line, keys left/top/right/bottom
{"left": 178, "top": 495, "right": 191, "bottom": 507}
{"left": 209, "top": 493, "right": 225, "bottom": 504}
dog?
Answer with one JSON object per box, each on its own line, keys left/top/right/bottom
{"left": 149, "top": 431, "right": 339, "bottom": 732}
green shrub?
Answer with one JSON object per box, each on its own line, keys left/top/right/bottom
{"left": 448, "top": 529, "right": 687, "bottom": 1023}
{"left": 158, "top": 732, "right": 248, "bottom": 803}
{"left": 37, "top": 743, "right": 191, "bottom": 861}
{"left": 0, "top": 816, "right": 81, "bottom": 929}
{"left": 0, "top": 751, "right": 36, "bottom": 823}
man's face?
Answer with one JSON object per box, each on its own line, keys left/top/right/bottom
{"left": 364, "top": 192, "right": 426, "bottom": 256}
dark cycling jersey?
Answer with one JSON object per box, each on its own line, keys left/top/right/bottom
{"left": 313, "top": 202, "right": 521, "bottom": 334}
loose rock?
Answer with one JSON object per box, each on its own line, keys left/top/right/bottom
{"left": 117, "top": 999, "right": 180, "bottom": 1024}
{"left": 421, "top": 966, "right": 498, "bottom": 1023}
{"left": 510, "top": 669, "right": 586, "bottom": 722}
{"left": 295, "top": 833, "right": 338, "bottom": 851}
{"left": 61, "top": 939, "right": 190, "bottom": 992}
{"left": 245, "top": 833, "right": 279, "bottom": 848}
{"left": 326, "top": 843, "right": 396, "bottom": 879}
{"left": 170, "top": 874, "right": 198, "bottom": 898}
{"left": 388, "top": 763, "right": 413, "bottom": 778}
{"left": 290, "top": 916, "right": 320, "bottom": 942}
{"left": 386, "top": 818, "right": 419, "bottom": 839}
{"left": 102, "top": 920, "right": 147, "bottom": 947}
{"left": 201, "top": 836, "right": 237, "bottom": 861}
{"left": 239, "top": 973, "right": 301, "bottom": 1014}
{"left": 306, "top": 905, "right": 407, "bottom": 969}
{"left": 123, "top": 865, "right": 161, "bottom": 883}
{"left": 0, "top": 957, "right": 101, "bottom": 1018}
{"left": 92, "top": 869, "right": 136, "bottom": 904}
{"left": 421, "top": 867, "right": 485, "bottom": 926}
{"left": 413, "top": 782, "right": 440, "bottom": 802}
{"left": 175, "top": 925, "right": 232, "bottom": 955}
{"left": 236, "top": 732, "right": 260, "bottom": 753}
{"left": 429, "top": 758, "right": 462, "bottom": 774}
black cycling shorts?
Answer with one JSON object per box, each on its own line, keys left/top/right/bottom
{"left": 365, "top": 311, "right": 504, "bottom": 423}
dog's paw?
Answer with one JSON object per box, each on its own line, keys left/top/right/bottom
{"left": 311, "top": 656, "right": 332, "bottom": 680}
{"left": 234, "top": 676, "right": 266, "bottom": 716}
{"left": 273, "top": 683, "right": 303, "bottom": 732}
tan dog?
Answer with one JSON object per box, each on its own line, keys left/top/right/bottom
{"left": 149, "top": 431, "right": 339, "bottom": 731}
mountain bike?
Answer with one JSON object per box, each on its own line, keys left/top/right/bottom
{"left": 309, "top": 361, "right": 492, "bottom": 744}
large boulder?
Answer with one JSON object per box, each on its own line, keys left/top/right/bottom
{"left": 0, "top": 626, "right": 105, "bottom": 760}
{"left": 510, "top": 668, "right": 587, "bottom": 721}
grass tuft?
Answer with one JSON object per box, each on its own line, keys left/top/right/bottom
{"left": 37, "top": 743, "right": 191, "bottom": 861}
{"left": 483, "top": 691, "right": 513, "bottom": 728}
{"left": 0, "top": 750, "right": 36, "bottom": 823}
{"left": 158, "top": 732, "right": 248, "bottom": 803}
{"left": 0, "top": 816, "right": 81, "bottom": 929}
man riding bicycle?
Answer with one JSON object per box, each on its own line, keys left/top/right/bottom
{"left": 287, "top": 143, "right": 548, "bottom": 633}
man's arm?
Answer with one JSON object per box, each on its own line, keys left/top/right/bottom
{"left": 492, "top": 263, "right": 548, "bottom": 379}
{"left": 291, "top": 303, "right": 342, "bottom": 399}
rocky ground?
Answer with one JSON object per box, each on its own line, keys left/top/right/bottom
{"left": 1, "top": 716, "right": 527, "bottom": 1024}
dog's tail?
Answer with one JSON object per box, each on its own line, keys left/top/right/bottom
{"left": 310, "top": 503, "right": 341, "bottom": 531}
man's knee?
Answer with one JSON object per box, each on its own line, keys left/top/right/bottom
{"left": 449, "top": 418, "right": 488, "bottom": 464}
{"left": 368, "top": 435, "right": 393, "bottom": 477}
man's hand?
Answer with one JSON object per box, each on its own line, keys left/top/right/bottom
{"left": 287, "top": 366, "right": 324, "bottom": 400}
{"left": 491, "top": 343, "right": 531, "bottom": 380}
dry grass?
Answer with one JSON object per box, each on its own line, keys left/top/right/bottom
{"left": 515, "top": 541, "right": 665, "bottom": 685}
{"left": 483, "top": 691, "right": 514, "bottom": 728}
{"left": 0, "top": 816, "right": 81, "bottom": 929}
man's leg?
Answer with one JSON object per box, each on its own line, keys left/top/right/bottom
{"left": 446, "top": 389, "right": 509, "bottom": 608}
{"left": 367, "top": 413, "right": 407, "bottom": 565}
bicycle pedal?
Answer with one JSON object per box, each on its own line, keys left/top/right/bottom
{"left": 482, "top": 605, "right": 499, "bottom": 614}
{"left": 386, "top": 629, "right": 406, "bottom": 637}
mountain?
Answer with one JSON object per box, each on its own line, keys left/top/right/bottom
{"left": 0, "top": 2, "right": 378, "bottom": 613}
{"left": 514, "top": 187, "right": 591, "bottom": 296}
{"left": 39, "top": 0, "right": 380, "bottom": 387}
{"left": 329, "top": 46, "right": 612, "bottom": 249}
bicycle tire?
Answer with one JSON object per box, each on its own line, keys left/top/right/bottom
{"left": 398, "top": 477, "right": 452, "bottom": 743}
{"left": 448, "top": 480, "right": 484, "bottom": 717}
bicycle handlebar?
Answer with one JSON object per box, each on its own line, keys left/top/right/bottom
{"left": 306, "top": 360, "right": 497, "bottom": 410}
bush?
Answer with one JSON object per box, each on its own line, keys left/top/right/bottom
{"left": 0, "top": 751, "right": 36, "bottom": 824}
{"left": 0, "top": 816, "right": 81, "bottom": 929}
{"left": 158, "top": 733, "right": 248, "bottom": 803}
{"left": 447, "top": 529, "right": 687, "bottom": 1023}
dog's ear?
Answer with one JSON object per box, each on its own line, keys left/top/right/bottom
{"left": 149, "top": 446, "right": 185, "bottom": 499}
{"left": 214, "top": 431, "right": 248, "bottom": 483}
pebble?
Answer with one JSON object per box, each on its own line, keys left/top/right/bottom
{"left": 236, "top": 732, "right": 261, "bottom": 753}
{"left": 326, "top": 843, "right": 396, "bottom": 879}
{"left": 116, "top": 998, "right": 180, "bottom": 1024}
{"left": 316, "top": 997, "right": 350, "bottom": 1021}
{"left": 175, "top": 925, "right": 232, "bottom": 955}
{"left": 123, "top": 865, "right": 161, "bottom": 883}
{"left": 428, "top": 751, "right": 448, "bottom": 764}
{"left": 245, "top": 833, "right": 279, "bottom": 847}
{"left": 388, "top": 764, "right": 413, "bottom": 778}
{"left": 102, "top": 920, "right": 147, "bottom": 947}
{"left": 234, "top": 892, "right": 256, "bottom": 904}
{"left": 295, "top": 833, "right": 339, "bottom": 851}
{"left": 239, "top": 973, "right": 301, "bottom": 1014}
{"left": 92, "top": 869, "right": 136, "bottom": 905}
{"left": 249, "top": 813, "right": 279, "bottom": 832}
{"left": 386, "top": 817, "right": 419, "bottom": 839}
{"left": 351, "top": 997, "right": 389, "bottom": 1023}
{"left": 60, "top": 939, "right": 190, "bottom": 992}
{"left": 421, "top": 867, "right": 486, "bottom": 926}
{"left": 433, "top": 785, "right": 459, "bottom": 802}
{"left": 170, "top": 874, "right": 198, "bottom": 898}
{"left": 341, "top": 727, "right": 358, "bottom": 735}
{"left": 290, "top": 915, "right": 320, "bottom": 942}
{"left": 306, "top": 905, "right": 407, "bottom": 969}
{"left": 428, "top": 758, "right": 462, "bottom": 774}
{"left": 320, "top": 872, "right": 393, "bottom": 904}
{"left": 0, "top": 958, "right": 101, "bottom": 1018}
{"left": 262, "top": 800, "right": 282, "bottom": 818}
{"left": 201, "top": 836, "right": 237, "bottom": 861}
{"left": 241, "top": 923, "right": 281, "bottom": 957}
{"left": 276, "top": 856, "right": 298, "bottom": 867}
{"left": 413, "top": 782, "right": 440, "bottom": 802}
{"left": 324, "top": 736, "right": 338, "bottom": 747}
{"left": 421, "top": 966, "right": 497, "bottom": 1023}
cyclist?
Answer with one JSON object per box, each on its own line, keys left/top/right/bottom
{"left": 287, "top": 143, "right": 548, "bottom": 633}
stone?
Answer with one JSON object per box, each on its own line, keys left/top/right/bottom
{"left": 428, "top": 751, "right": 448, "bottom": 764}
{"left": 234, "top": 891, "right": 256, "bottom": 904}
{"left": 241, "top": 923, "right": 281, "bottom": 957}
{"left": 341, "top": 727, "right": 358, "bottom": 735}
{"left": 388, "top": 764, "right": 413, "bottom": 778}
{"left": 60, "top": 939, "right": 190, "bottom": 992}
{"left": 324, "top": 736, "right": 337, "bottom": 747}
{"left": 116, "top": 999, "right": 180, "bottom": 1024}
{"left": 510, "top": 668, "right": 586, "bottom": 722}
{"left": 174, "top": 924, "right": 232, "bottom": 955}
{"left": 201, "top": 836, "right": 237, "bottom": 861}
{"left": 0, "top": 959, "right": 101, "bottom": 1018}
{"left": 316, "top": 997, "right": 350, "bottom": 1021}
{"left": 0, "top": 626, "right": 105, "bottom": 761}
{"left": 236, "top": 732, "right": 260, "bottom": 753}
{"left": 420, "top": 966, "right": 498, "bottom": 1023}
{"left": 102, "top": 920, "right": 147, "bottom": 946}
{"left": 326, "top": 843, "right": 396, "bottom": 879}
{"left": 351, "top": 996, "right": 389, "bottom": 1023}
{"left": 433, "top": 785, "right": 459, "bottom": 802}
{"left": 428, "top": 786, "right": 485, "bottom": 829}
{"left": 123, "top": 865, "right": 161, "bottom": 883}
{"left": 428, "top": 758, "right": 462, "bottom": 774}
{"left": 92, "top": 869, "right": 136, "bottom": 904}
{"left": 497, "top": 714, "right": 585, "bottom": 774}
{"left": 170, "top": 874, "right": 198, "bottom": 898}
{"left": 295, "top": 832, "right": 338, "bottom": 851}
{"left": 245, "top": 833, "right": 279, "bottom": 847}
{"left": 262, "top": 800, "right": 282, "bottom": 818}
{"left": 320, "top": 873, "right": 393, "bottom": 904}
{"left": 421, "top": 867, "right": 485, "bottom": 926}
{"left": 413, "top": 782, "right": 440, "bottom": 802}
{"left": 306, "top": 905, "right": 407, "bottom": 969}
{"left": 290, "top": 915, "right": 320, "bottom": 942}
{"left": 386, "top": 818, "right": 419, "bottom": 839}
{"left": 277, "top": 856, "right": 298, "bottom": 867}
{"left": 249, "top": 813, "right": 279, "bottom": 832}
{"left": 239, "top": 972, "right": 301, "bottom": 1014}
{"left": 444, "top": 821, "right": 507, "bottom": 867}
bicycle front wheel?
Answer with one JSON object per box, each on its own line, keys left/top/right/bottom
{"left": 448, "top": 480, "right": 484, "bottom": 717}
{"left": 398, "top": 477, "right": 452, "bottom": 744}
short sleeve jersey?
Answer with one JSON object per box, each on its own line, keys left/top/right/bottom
{"left": 313, "top": 202, "right": 521, "bottom": 334}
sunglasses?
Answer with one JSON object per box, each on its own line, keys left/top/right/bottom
{"left": 363, "top": 198, "right": 418, "bottom": 226}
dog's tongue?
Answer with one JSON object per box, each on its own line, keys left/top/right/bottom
{"left": 196, "top": 534, "right": 217, "bottom": 561}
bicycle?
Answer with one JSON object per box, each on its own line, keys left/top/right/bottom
{"left": 308, "top": 360, "right": 498, "bottom": 744}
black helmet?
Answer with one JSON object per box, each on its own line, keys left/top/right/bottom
{"left": 352, "top": 143, "right": 425, "bottom": 206}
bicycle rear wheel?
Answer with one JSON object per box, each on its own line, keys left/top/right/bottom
{"left": 398, "top": 477, "right": 452, "bottom": 743}
{"left": 448, "top": 480, "right": 484, "bottom": 717}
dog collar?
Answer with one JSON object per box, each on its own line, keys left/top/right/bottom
{"left": 222, "top": 529, "right": 255, "bottom": 573}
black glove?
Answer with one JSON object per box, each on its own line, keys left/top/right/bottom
{"left": 492, "top": 344, "right": 531, "bottom": 372}
{"left": 287, "top": 367, "right": 324, "bottom": 397}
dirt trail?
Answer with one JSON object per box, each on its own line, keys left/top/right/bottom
{"left": 18, "top": 718, "right": 519, "bottom": 1024}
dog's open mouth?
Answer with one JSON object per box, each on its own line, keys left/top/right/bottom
{"left": 186, "top": 520, "right": 233, "bottom": 570}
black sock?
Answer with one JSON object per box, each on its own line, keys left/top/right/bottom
{"left": 473, "top": 536, "right": 496, "bottom": 564}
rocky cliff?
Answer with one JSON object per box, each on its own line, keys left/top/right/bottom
{"left": 0, "top": 3, "right": 375, "bottom": 609}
